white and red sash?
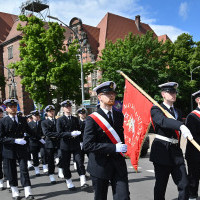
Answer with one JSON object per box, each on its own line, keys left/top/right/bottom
{"left": 89, "top": 112, "right": 124, "bottom": 157}
{"left": 192, "top": 110, "right": 200, "bottom": 118}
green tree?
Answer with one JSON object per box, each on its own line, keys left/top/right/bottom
{"left": 167, "top": 33, "right": 200, "bottom": 115}
{"left": 8, "top": 15, "right": 81, "bottom": 111}
{"left": 98, "top": 31, "right": 170, "bottom": 101}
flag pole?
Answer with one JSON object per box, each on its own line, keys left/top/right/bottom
{"left": 117, "top": 70, "right": 200, "bottom": 152}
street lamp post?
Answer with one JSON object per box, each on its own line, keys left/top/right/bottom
{"left": 47, "top": 15, "right": 85, "bottom": 105}
{"left": 3, "top": 66, "right": 16, "bottom": 99}
{"left": 190, "top": 66, "right": 200, "bottom": 110}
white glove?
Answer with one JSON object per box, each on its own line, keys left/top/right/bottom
{"left": 116, "top": 142, "right": 127, "bottom": 153}
{"left": 80, "top": 142, "right": 83, "bottom": 150}
{"left": 15, "top": 139, "right": 27, "bottom": 145}
{"left": 180, "top": 125, "right": 193, "bottom": 140}
{"left": 71, "top": 131, "right": 81, "bottom": 137}
{"left": 39, "top": 139, "right": 46, "bottom": 144}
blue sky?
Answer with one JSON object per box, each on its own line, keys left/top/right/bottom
{"left": 0, "top": 0, "right": 199, "bottom": 42}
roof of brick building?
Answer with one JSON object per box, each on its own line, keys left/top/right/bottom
{"left": 0, "top": 12, "right": 18, "bottom": 43}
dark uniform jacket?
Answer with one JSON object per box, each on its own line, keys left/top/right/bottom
{"left": 83, "top": 108, "right": 128, "bottom": 180}
{"left": 41, "top": 118, "right": 61, "bottom": 149}
{"left": 56, "top": 115, "right": 81, "bottom": 151}
{"left": 28, "top": 120, "right": 43, "bottom": 149}
{"left": 0, "top": 115, "right": 31, "bottom": 159}
{"left": 185, "top": 107, "right": 200, "bottom": 162}
{"left": 150, "top": 103, "right": 184, "bottom": 166}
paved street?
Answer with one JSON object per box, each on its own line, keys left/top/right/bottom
{"left": 1, "top": 134, "right": 199, "bottom": 200}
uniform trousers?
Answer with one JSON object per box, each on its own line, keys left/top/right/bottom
{"left": 30, "top": 146, "right": 40, "bottom": 167}
{"left": 61, "top": 149, "right": 85, "bottom": 179}
{"left": 46, "top": 148, "right": 57, "bottom": 175}
{"left": 4, "top": 158, "right": 31, "bottom": 187}
{"left": 0, "top": 151, "right": 3, "bottom": 179}
{"left": 55, "top": 149, "right": 62, "bottom": 168}
{"left": 91, "top": 173, "right": 130, "bottom": 200}
{"left": 187, "top": 162, "right": 200, "bottom": 198}
{"left": 153, "top": 162, "right": 189, "bottom": 200}
{"left": 40, "top": 145, "right": 47, "bottom": 165}
{"left": 0, "top": 152, "right": 9, "bottom": 181}
{"left": 27, "top": 146, "right": 32, "bottom": 161}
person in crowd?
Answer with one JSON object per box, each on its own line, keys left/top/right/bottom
{"left": 150, "top": 82, "right": 192, "bottom": 200}
{"left": 28, "top": 110, "right": 48, "bottom": 176}
{"left": 57, "top": 100, "right": 88, "bottom": 191}
{"left": 41, "top": 105, "right": 64, "bottom": 184}
{"left": 0, "top": 99, "right": 34, "bottom": 200}
{"left": 185, "top": 90, "right": 200, "bottom": 200}
{"left": 83, "top": 81, "right": 130, "bottom": 200}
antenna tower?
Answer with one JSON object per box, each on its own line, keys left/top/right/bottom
{"left": 20, "top": 0, "right": 50, "bottom": 20}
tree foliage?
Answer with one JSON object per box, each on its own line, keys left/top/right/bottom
{"left": 167, "top": 33, "right": 200, "bottom": 114}
{"left": 8, "top": 15, "right": 81, "bottom": 110}
{"left": 98, "top": 32, "right": 200, "bottom": 115}
{"left": 98, "top": 31, "right": 169, "bottom": 100}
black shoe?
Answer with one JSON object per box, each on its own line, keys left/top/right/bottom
{"left": 81, "top": 183, "right": 89, "bottom": 191}
{"left": 68, "top": 186, "right": 76, "bottom": 191}
{"left": 28, "top": 166, "right": 34, "bottom": 171}
{"left": 0, "top": 187, "right": 5, "bottom": 191}
{"left": 51, "top": 181, "right": 56, "bottom": 184}
{"left": 26, "top": 195, "right": 34, "bottom": 200}
{"left": 12, "top": 197, "right": 21, "bottom": 200}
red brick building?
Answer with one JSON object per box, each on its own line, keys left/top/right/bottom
{"left": 0, "top": 11, "right": 170, "bottom": 114}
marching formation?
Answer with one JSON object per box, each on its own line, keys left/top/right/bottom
{"left": 0, "top": 80, "right": 200, "bottom": 200}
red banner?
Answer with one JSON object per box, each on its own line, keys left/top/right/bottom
{"left": 123, "top": 80, "right": 153, "bottom": 171}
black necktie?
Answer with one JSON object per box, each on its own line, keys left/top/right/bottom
{"left": 108, "top": 111, "right": 113, "bottom": 126}
{"left": 13, "top": 117, "right": 18, "bottom": 127}
{"left": 68, "top": 116, "right": 71, "bottom": 123}
{"left": 169, "top": 107, "right": 175, "bottom": 118}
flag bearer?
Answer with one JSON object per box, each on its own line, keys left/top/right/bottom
{"left": 150, "top": 82, "right": 192, "bottom": 200}
{"left": 185, "top": 90, "right": 200, "bottom": 200}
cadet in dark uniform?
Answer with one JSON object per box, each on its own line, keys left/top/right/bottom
{"left": 83, "top": 81, "right": 130, "bottom": 200}
{"left": 77, "top": 107, "right": 87, "bottom": 166}
{"left": 17, "top": 111, "right": 23, "bottom": 117}
{"left": 41, "top": 105, "right": 63, "bottom": 184}
{"left": 0, "top": 99, "right": 34, "bottom": 200}
{"left": 150, "top": 82, "right": 193, "bottom": 200}
{"left": 57, "top": 100, "right": 88, "bottom": 190}
{"left": 185, "top": 90, "right": 200, "bottom": 200}
{"left": 0, "top": 106, "right": 4, "bottom": 190}
{"left": 28, "top": 110, "right": 47, "bottom": 176}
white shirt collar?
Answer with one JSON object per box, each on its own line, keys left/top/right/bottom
{"left": 163, "top": 102, "right": 174, "bottom": 110}
{"left": 64, "top": 114, "right": 71, "bottom": 118}
{"left": 9, "top": 114, "right": 18, "bottom": 122}
{"left": 100, "top": 106, "right": 113, "bottom": 115}
{"left": 48, "top": 117, "right": 53, "bottom": 121}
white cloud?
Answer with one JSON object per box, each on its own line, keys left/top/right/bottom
{"left": 0, "top": 0, "right": 24, "bottom": 14}
{"left": 48, "top": 0, "right": 151, "bottom": 26}
{"left": 150, "top": 24, "right": 188, "bottom": 42}
{"left": 179, "top": 2, "right": 188, "bottom": 20}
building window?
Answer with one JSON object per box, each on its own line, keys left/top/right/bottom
{"left": 8, "top": 84, "right": 12, "bottom": 98}
{"left": 8, "top": 45, "right": 13, "bottom": 60}
{"left": 7, "top": 69, "right": 15, "bottom": 79}
{"left": 8, "top": 83, "right": 16, "bottom": 98}
{"left": 90, "top": 96, "right": 98, "bottom": 105}
{"left": 92, "top": 70, "right": 97, "bottom": 88}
